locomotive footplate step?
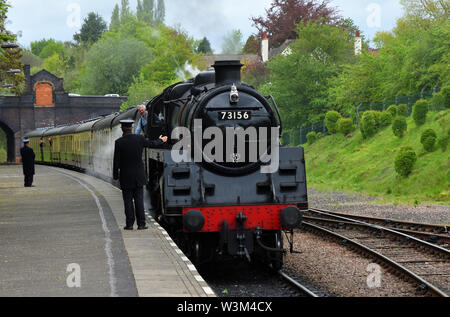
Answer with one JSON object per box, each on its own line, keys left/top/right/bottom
{"left": 0, "top": 165, "right": 214, "bottom": 297}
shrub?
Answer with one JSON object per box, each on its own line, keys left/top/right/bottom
{"left": 360, "top": 111, "right": 378, "bottom": 139}
{"left": 397, "top": 104, "right": 408, "bottom": 117}
{"left": 325, "top": 111, "right": 342, "bottom": 134}
{"left": 387, "top": 105, "right": 397, "bottom": 117}
{"left": 413, "top": 99, "right": 429, "bottom": 126}
{"left": 437, "top": 110, "right": 450, "bottom": 133}
{"left": 392, "top": 116, "right": 407, "bottom": 138}
{"left": 421, "top": 129, "right": 437, "bottom": 152}
{"left": 306, "top": 132, "right": 317, "bottom": 145}
{"left": 438, "top": 135, "right": 448, "bottom": 152}
{"left": 338, "top": 118, "right": 354, "bottom": 135}
{"left": 395, "top": 146, "right": 417, "bottom": 177}
{"left": 441, "top": 86, "right": 450, "bottom": 109}
{"left": 380, "top": 111, "right": 393, "bottom": 127}
{"left": 316, "top": 132, "right": 323, "bottom": 139}
{"left": 431, "top": 91, "right": 445, "bottom": 111}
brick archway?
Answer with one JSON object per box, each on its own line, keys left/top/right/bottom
{"left": 0, "top": 120, "right": 15, "bottom": 163}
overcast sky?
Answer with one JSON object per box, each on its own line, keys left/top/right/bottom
{"left": 8, "top": 0, "right": 404, "bottom": 52}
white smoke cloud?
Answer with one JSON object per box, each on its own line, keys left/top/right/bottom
{"left": 175, "top": 61, "right": 201, "bottom": 81}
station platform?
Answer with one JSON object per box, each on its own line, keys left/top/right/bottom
{"left": 0, "top": 165, "right": 215, "bottom": 297}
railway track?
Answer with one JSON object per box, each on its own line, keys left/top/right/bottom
{"left": 278, "top": 271, "right": 320, "bottom": 297}
{"left": 302, "top": 209, "right": 450, "bottom": 297}
{"left": 306, "top": 208, "right": 450, "bottom": 248}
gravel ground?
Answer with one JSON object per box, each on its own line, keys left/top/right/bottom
{"left": 199, "top": 261, "right": 303, "bottom": 297}
{"left": 308, "top": 188, "right": 450, "bottom": 225}
{"left": 284, "top": 230, "right": 423, "bottom": 297}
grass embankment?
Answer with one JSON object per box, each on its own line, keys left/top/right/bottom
{"left": 0, "top": 130, "right": 6, "bottom": 162}
{"left": 304, "top": 111, "right": 449, "bottom": 205}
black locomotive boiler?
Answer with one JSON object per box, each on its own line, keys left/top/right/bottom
{"left": 145, "top": 61, "right": 308, "bottom": 269}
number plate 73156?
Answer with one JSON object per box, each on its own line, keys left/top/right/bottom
{"left": 219, "top": 111, "right": 251, "bottom": 120}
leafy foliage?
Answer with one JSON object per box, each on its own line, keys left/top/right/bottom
{"left": 421, "top": 128, "right": 437, "bottom": 152}
{"left": 251, "top": 0, "right": 340, "bottom": 49}
{"left": 397, "top": 104, "right": 408, "bottom": 117}
{"left": 387, "top": 105, "right": 397, "bottom": 117}
{"left": 325, "top": 111, "right": 342, "bottom": 134}
{"left": 73, "top": 12, "right": 107, "bottom": 46}
{"left": 360, "top": 111, "right": 378, "bottom": 139}
{"left": 196, "top": 37, "right": 212, "bottom": 54}
{"left": 78, "top": 36, "right": 151, "bottom": 96}
{"left": 306, "top": 131, "right": 318, "bottom": 145}
{"left": 0, "top": 0, "right": 24, "bottom": 95}
{"left": 413, "top": 99, "right": 429, "bottom": 126}
{"left": 337, "top": 118, "right": 354, "bottom": 135}
{"left": 263, "top": 21, "right": 357, "bottom": 126}
{"left": 392, "top": 116, "right": 408, "bottom": 138}
{"left": 395, "top": 146, "right": 417, "bottom": 177}
{"left": 380, "top": 111, "right": 393, "bottom": 127}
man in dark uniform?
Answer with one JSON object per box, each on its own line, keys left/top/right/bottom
{"left": 113, "top": 120, "right": 168, "bottom": 231}
{"left": 20, "top": 139, "right": 35, "bottom": 187}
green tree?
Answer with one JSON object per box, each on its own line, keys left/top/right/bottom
{"left": 392, "top": 116, "right": 407, "bottom": 138}
{"left": 78, "top": 36, "right": 152, "bottom": 96}
{"left": 265, "top": 20, "right": 357, "bottom": 127}
{"left": 155, "top": 0, "right": 165, "bottom": 25}
{"left": 395, "top": 146, "right": 417, "bottom": 177}
{"left": 42, "top": 53, "right": 66, "bottom": 78}
{"left": 0, "top": 0, "right": 24, "bottom": 95}
{"left": 73, "top": 12, "right": 107, "bottom": 46}
{"left": 221, "top": 29, "right": 244, "bottom": 54}
{"left": 110, "top": 4, "right": 121, "bottom": 31}
{"left": 196, "top": 37, "right": 212, "bottom": 54}
{"left": 243, "top": 35, "right": 260, "bottom": 55}
{"left": 325, "top": 111, "right": 342, "bottom": 134}
{"left": 141, "top": 0, "right": 155, "bottom": 25}
{"left": 413, "top": 99, "right": 429, "bottom": 126}
{"left": 120, "top": 0, "right": 132, "bottom": 23}
{"left": 421, "top": 128, "right": 437, "bottom": 152}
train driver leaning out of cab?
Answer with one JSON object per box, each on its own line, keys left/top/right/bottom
{"left": 114, "top": 120, "right": 168, "bottom": 231}
{"left": 135, "top": 105, "right": 148, "bottom": 135}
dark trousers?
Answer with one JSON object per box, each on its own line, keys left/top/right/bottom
{"left": 24, "top": 174, "right": 33, "bottom": 187}
{"left": 122, "top": 187, "right": 146, "bottom": 227}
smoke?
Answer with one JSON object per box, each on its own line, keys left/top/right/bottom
{"left": 175, "top": 61, "right": 201, "bottom": 81}
{"left": 164, "top": 0, "right": 273, "bottom": 53}
{"left": 88, "top": 125, "right": 123, "bottom": 179}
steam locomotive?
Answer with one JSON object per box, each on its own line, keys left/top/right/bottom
{"left": 26, "top": 60, "right": 308, "bottom": 270}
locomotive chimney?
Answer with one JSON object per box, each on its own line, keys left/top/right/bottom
{"left": 212, "top": 60, "right": 243, "bottom": 86}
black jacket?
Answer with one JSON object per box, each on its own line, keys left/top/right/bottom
{"left": 20, "top": 146, "right": 35, "bottom": 176}
{"left": 113, "top": 133, "right": 162, "bottom": 190}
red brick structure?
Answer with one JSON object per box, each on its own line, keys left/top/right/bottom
{"left": 0, "top": 65, "right": 126, "bottom": 162}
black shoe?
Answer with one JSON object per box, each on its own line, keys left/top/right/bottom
{"left": 138, "top": 225, "right": 149, "bottom": 230}
{"left": 148, "top": 209, "right": 157, "bottom": 219}
{"left": 124, "top": 226, "right": 133, "bottom": 231}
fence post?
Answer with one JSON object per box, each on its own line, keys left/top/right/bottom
{"left": 356, "top": 103, "right": 362, "bottom": 127}
{"left": 300, "top": 125, "right": 303, "bottom": 145}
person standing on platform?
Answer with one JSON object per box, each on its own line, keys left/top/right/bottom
{"left": 113, "top": 120, "right": 168, "bottom": 231}
{"left": 20, "top": 139, "right": 35, "bottom": 187}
